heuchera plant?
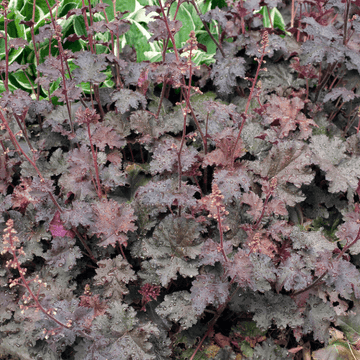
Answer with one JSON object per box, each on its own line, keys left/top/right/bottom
{"left": 2, "top": 0, "right": 360, "bottom": 359}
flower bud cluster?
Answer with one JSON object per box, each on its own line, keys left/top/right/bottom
{"left": 185, "top": 30, "right": 198, "bottom": 53}
{"left": 205, "top": 184, "right": 230, "bottom": 232}
{"left": 261, "top": 30, "right": 269, "bottom": 49}
{"left": 2, "top": 220, "right": 28, "bottom": 284}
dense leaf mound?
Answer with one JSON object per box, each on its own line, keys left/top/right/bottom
{"left": 1, "top": 0, "right": 360, "bottom": 359}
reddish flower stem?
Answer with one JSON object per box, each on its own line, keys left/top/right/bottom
{"left": 231, "top": 31, "right": 269, "bottom": 168}
{"left": 217, "top": 207, "right": 229, "bottom": 263}
{"left": 253, "top": 192, "right": 271, "bottom": 231}
{"left": 158, "top": 0, "right": 180, "bottom": 61}
{"left": 158, "top": 0, "right": 206, "bottom": 150}
{"left": 190, "top": 0, "right": 225, "bottom": 58}
{"left": 30, "top": 0, "right": 41, "bottom": 100}
{"left": 0, "top": 110, "right": 97, "bottom": 263}
{"left": 81, "top": 0, "right": 105, "bottom": 119}
{"left": 44, "top": 0, "right": 74, "bottom": 133}
{"left": 87, "top": 123, "right": 103, "bottom": 199}
{"left": 4, "top": 220, "right": 93, "bottom": 340}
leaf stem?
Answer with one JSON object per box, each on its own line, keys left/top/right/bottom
{"left": 3, "top": 220, "right": 93, "bottom": 340}
{"left": 253, "top": 192, "right": 271, "bottom": 231}
{"left": 189, "top": 285, "right": 240, "bottom": 360}
{"left": 293, "top": 222, "right": 360, "bottom": 296}
{"left": 343, "top": 0, "right": 351, "bottom": 46}
{"left": 30, "top": 0, "right": 41, "bottom": 100}
{"left": 157, "top": 0, "right": 207, "bottom": 153}
{"left": 158, "top": 0, "right": 180, "bottom": 61}
{"left": 81, "top": 0, "right": 105, "bottom": 119}
{"left": 87, "top": 123, "right": 103, "bottom": 199}
{"left": 156, "top": 79, "right": 168, "bottom": 118}
{"left": 190, "top": 0, "right": 225, "bottom": 58}
{"left": 217, "top": 207, "right": 229, "bottom": 263}
{"left": 0, "top": 109, "right": 97, "bottom": 263}
{"left": 231, "top": 31, "right": 269, "bottom": 168}
{"left": 44, "top": 0, "right": 74, "bottom": 133}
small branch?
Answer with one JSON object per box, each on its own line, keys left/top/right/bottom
{"left": 189, "top": 286, "right": 240, "bottom": 360}
{"left": 0, "top": 109, "right": 97, "bottom": 262}
{"left": 71, "top": 228, "right": 97, "bottom": 264}
{"left": 87, "top": 123, "right": 103, "bottom": 199}
{"left": 293, "top": 222, "right": 360, "bottom": 296}
{"left": 190, "top": 0, "right": 225, "bottom": 58}
{"left": 266, "top": 6, "right": 274, "bottom": 29}
{"left": 253, "top": 192, "right": 271, "bottom": 231}
{"left": 177, "top": 36, "right": 195, "bottom": 190}
{"left": 156, "top": 79, "right": 168, "bottom": 118}
{"left": 314, "top": 61, "right": 338, "bottom": 102}
{"left": 231, "top": 31, "right": 269, "bottom": 167}
{"left": 80, "top": 0, "right": 105, "bottom": 119}
{"left": 44, "top": 0, "right": 74, "bottom": 133}
{"left": 3, "top": 220, "right": 93, "bottom": 340}
{"left": 188, "top": 102, "right": 207, "bottom": 150}
{"left": 160, "top": 0, "right": 181, "bottom": 62}
{"left": 343, "top": 0, "right": 351, "bottom": 46}
{"left": 177, "top": 107, "right": 187, "bottom": 190}
{"left": 158, "top": 0, "right": 180, "bottom": 62}
{"left": 217, "top": 207, "right": 229, "bottom": 263}
{"left": 30, "top": 0, "right": 41, "bottom": 100}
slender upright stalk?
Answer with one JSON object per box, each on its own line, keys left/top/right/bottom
{"left": 2, "top": 219, "right": 94, "bottom": 340}
{"left": 231, "top": 31, "right": 269, "bottom": 168}
{"left": 44, "top": 0, "right": 74, "bottom": 133}
{"left": 0, "top": 109, "right": 97, "bottom": 263}
{"left": 30, "top": 0, "right": 41, "bottom": 100}
{"left": 190, "top": 0, "right": 225, "bottom": 58}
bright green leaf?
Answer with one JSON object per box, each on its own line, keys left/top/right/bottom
{"left": 270, "top": 7, "right": 292, "bottom": 35}
{"left": 58, "top": 2, "right": 78, "bottom": 18}
{"left": 7, "top": 47, "right": 25, "bottom": 65}
{"left": 254, "top": 6, "right": 291, "bottom": 35}
{"left": 9, "top": 71, "right": 34, "bottom": 91}
{"left": 170, "top": 3, "right": 195, "bottom": 48}
{"left": 73, "top": 16, "right": 87, "bottom": 37}
{"left": 0, "top": 79, "right": 19, "bottom": 92}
